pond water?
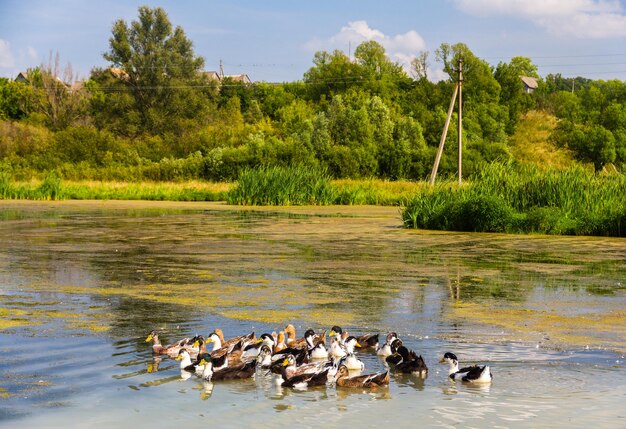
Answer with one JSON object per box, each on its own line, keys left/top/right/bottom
{"left": 0, "top": 201, "right": 624, "bottom": 428}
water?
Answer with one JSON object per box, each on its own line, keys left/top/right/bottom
{"left": 0, "top": 201, "right": 625, "bottom": 428}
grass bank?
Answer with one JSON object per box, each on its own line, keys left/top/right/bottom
{"left": 402, "top": 163, "right": 626, "bottom": 236}
{"left": 0, "top": 172, "right": 230, "bottom": 201}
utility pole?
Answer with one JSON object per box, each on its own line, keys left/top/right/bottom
{"left": 219, "top": 59, "right": 224, "bottom": 79}
{"left": 429, "top": 58, "right": 464, "bottom": 186}
{"left": 458, "top": 59, "right": 463, "bottom": 185}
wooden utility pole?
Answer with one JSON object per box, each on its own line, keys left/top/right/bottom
{"left": 429, "top": 83, "right": 458, "bottom": 186}
{"left": 429, "top": 58, "right": 464, "bottom": 186}
{"left": 458, "top": 59, "right": 463, "bottom": 185}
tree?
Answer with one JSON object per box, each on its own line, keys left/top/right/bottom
{"left": 410, "top": 51, "right": 429, "bottom": 81}
{"left": 23, "top": 53, "right": 89, "bottom": 130}
{"left": 101, "top": 6, "right": 214, "bottom": 135}
{"left": 494, "top": 56, "right": 538, "bottom": 133}
{"left": 303, "top": 50, "right": 361, "bottom": 101}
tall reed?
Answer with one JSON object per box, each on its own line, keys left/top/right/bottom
{"left": 227, "top": 165, "right": 336, "bottom": 205}
{"left": 402, "top": 163, "right": 626, "bottom": 237}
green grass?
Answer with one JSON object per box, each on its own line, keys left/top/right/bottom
{"left": 402, "top": 163, "right": 626, "bottom": 237}
{"left": 0, "top": 175, "right": 230, "bottom": 201}
{"left": 226, "top": 165, "right": 336, "bottom": 205}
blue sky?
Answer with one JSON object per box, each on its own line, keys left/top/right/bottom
{"left": 2, "top": 0, "right": 626, "bottom": 82}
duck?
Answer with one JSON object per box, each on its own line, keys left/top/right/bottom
{"left": 376, "top": 332, "right": 399, "bottom": 357}
{"left": 240, "top": 333, "right": 275, "bottom": 360}
{"left": 334, "top": 364, "right": 389, "bottom": 388}
{"left": 213, "top": 328, "right": 255, "bottom": 350}
{"left": 205, "top": 332, "right": 246, "bottom": 365}
{"left": 395, "top": 348, "right": 428, "bottom": 377}
{"left": 145, "top": 331, "right": 199, "bottom": 357}
{"left": 306, "top": 330, "right": 328, "bottom": 359}
{"left": 285, "top": 324, "right": 326, "bottom": 349}
{"left": 198, "top": 353, "right": 256, "bottom": 382}
{"left": 440, "top": 352, "right": 491, "bottom": 382}
{"left": 329, "top": 336, "right": 347, "bottom": 358}
{"left": 270, "top": 353, "right": 327, "bottom": 378}
{"left": 256, "top": 345, "right": 273, "bottom": 369}
{"left": 329, "top": 326, "right": 379, "bottom": 350}
{"left": 274, "top": 331, "right": 287, "bottom": 353}
{"left": 279, "top": 357, "right": 330, "bottom": 389}
{"left": 385, "top": 340, "right": 406, "bottom": 366}
{"left": 175, "top": 349, "right": 198, "bottom": 373}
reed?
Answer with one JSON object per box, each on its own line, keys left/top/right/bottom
{"left": 402, "top": 163, "right": 626, "bottom": 237}
{"left": 227, "top": 165, "right": 336, "bottom": 205}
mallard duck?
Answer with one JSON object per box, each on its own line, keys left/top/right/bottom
{"left": 285, "top": 324, "right": 326, "bottom": 349}
{"left": 329, "top": 326, "right": 379, "bottom": 350}
{"left": 334, "top": 365, "right": 389, "bottom": 388}
{"left": 440, "top": 352, "right": 491, "bottom": 382}
{"left": 376, "top": 332, "right": 399, "bottom": 357}
{"left": 145, "top": 330, "right": 198, "bottom": 357}
{"left": 279, "top": 357, "right": 329, "bottom": 389}
{"left": 198, "top": 353, "right": 256, "bottom": 382}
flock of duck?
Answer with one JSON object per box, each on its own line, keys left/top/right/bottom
{"left": 145, "top": 324, "right": 492, "bottom": 389}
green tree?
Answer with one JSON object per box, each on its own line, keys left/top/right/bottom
{"left": 303, "top": 50, "right": 361, "bottom": 101}
{"left": 101, "top": 6, "right": 214, "bottom": 135}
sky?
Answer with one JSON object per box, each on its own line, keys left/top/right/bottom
{"left": 2, "top": 0, "right": 626, "bottom": 83}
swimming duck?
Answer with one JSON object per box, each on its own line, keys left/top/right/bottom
{"left": 145, "top": 331, "right": 198, "bottom": 357}
{"left": 175, "top": 349, "right": 198, "bottom": 373}
{"left": 240, "top": 333, "right": 274, "bottom": 360}
{"left": 395, "top": 348, "right": 428, "bottom": 377}
{"left": 198, "top": 353, "right": 256, "bottom": 382}
{"left": 440, "top": 352, "right": 491, "bottom": 382}
{"left": 256, "top": 345, "right": 273, "bottom": 369}
{"left": 285, "top": 324, "right": 326, "bottom": 349}
{"left": 205, "top": 332, "right": 246, "bottom": 365}
{"left": 213, "top": 328, "right": 256, "bottom": 350}
{"left": 329, "top": 326, "right": 379, "bottom": 350}
{"left": 279, "top": 357, "right": 329, "bottom": 389}
{"left": 274, "top": 331, "right": 287, "bottom": 353}
{"left": 385, "top": 340, "right": 406, "bottom": 366}
{"left": 334, "top": 365, "right": 389, "bottom": 388}
{"left": 306, "top": 330, "right": 329, "bottom": 359}
{"left": 376, "top": 332, "right": 399, "bottom": 357}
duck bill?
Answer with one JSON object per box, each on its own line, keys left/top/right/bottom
{"left": 355, "top": 342, "right": 362, "bottom": 348}
{"left": 193, "top": 340, "right": 200, "bottom": 348}
{"left": 145, "top": 334, "right": 153, "bottom": 342}
{"left": 329, "top": 330, "right": 336, "bottom": 337}
{"left": 282, "top": 358, "right": 290, "bottom": 367}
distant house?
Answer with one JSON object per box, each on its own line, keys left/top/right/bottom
{"left": 204, "top": 67, "right": 252, "bottom": 85}
{"left": 15, "top": 72, "right": 29, "bottom": 83}
{"left": 520, "top": 76, "right": 538, "bottom": 94}
{"left": 223, "top": 73, "right": 252, "bottom": 84}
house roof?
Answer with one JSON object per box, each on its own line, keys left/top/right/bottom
{"left": 520, "top": 75, "right": 538, "bottom": 89}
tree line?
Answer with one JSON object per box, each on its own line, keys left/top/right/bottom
{"left": 1, "top": 6, "right": 625, "bottom": 182}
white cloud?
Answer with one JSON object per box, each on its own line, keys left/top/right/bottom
{"left": 305, "top": 21, "right": 427, "bottom": 73}
{"left": 0, "top": 39, "right": 15, "bottom": 68}
{"left": 453, "top": 0, "right": 626, "bottom": 38}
